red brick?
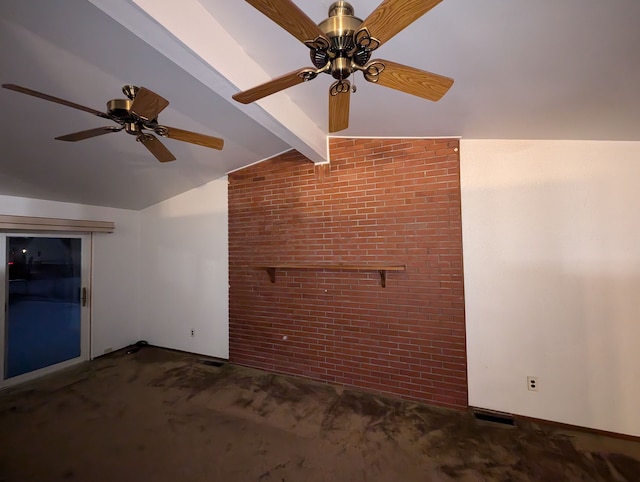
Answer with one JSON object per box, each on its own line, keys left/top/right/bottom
{"left": 229, "top": 138, "right": 467, "bottom": 410}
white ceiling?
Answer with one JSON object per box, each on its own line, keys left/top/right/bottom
{"left": 2, "top": 0, "right": 640, "bottom": 209}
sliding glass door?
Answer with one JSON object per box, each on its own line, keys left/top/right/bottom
{"left": 1, "top": 234, "right": 91, "bottom": 387}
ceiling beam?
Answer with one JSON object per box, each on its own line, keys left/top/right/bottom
{"left": 86, "top": 0, "right": 328, "bottom": 164}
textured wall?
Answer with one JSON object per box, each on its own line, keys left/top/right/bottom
{"left": 462, "top": 139, "right": 640, "bottom": 437}
{"left": 229, "top": 138, "right": 466, "bottom": 409}
{"left": 140, "top": 177, "right": 229, "bottom": 359}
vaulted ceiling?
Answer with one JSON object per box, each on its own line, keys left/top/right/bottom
{"left": 1, "top": 0, "right": 639, "bottom": 209}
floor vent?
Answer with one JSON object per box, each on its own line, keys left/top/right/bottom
{"left": 198, "top": 359, "right": 225, "bottom": 367}
{"left": 473, "top": 409, "right": 516, "bottom": 427}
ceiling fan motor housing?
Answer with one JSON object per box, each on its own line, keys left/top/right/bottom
{"left": 314, "top": 1, "right": 370, "bottom": 80}
{"left": 106, "top": 99, "right": 146, "bottom": 135}
{"left": 106, "top": 88, "right": 161, "bottom": 134}
{"left": 106, "top": 98, "right": 132, "bottom": 119}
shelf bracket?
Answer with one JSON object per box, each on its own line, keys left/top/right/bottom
{"left": 379, "top": 270, "right": 387, "bottom": 288}
{"left": 266, "top": 267, "right": 276, "bottom": 283}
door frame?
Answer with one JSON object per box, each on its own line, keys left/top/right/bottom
{"left": 0, "top": 232, "right": 92, "bottom": 388}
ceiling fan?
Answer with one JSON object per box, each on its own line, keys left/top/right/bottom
{"left": 2, "top": 83, "right": 224, "bottom": 162}
{"left": 233, "top": 0, "right": 454, "bottom": 133}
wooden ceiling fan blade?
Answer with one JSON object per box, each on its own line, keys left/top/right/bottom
{"left": 164, "top": 127, "right": 224, "bottom": 150}
{"left": 130, "top": 87, "right": 169, "bottom": 121}
{"left": 138, "top": 134, "right": 176, "bottom": 163}
{"left": 2, "top": 83, "right": 110, "bottom": 119}
{"left": 55, "top": 126, "right": 122, "bottom": 142}
{"left": 328, "top": 82, "right": 351, "bottom": 133}
{"left": 358, "top": 0, "right": 444, "bottom": 48}
{"left": 367, "top": 59, "right": 453, "bottom": 101}
{"left": 232, "top": 68, "right": 311, "bottom": 104}
{"left": 245, "top": 0, "right": 329, "bottom": 45}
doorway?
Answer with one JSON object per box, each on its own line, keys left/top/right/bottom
{"left": 0, "top": 233, "right": 91, "bottom": 387}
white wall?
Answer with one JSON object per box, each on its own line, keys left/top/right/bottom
{"left": 461, "top": 140, "right": 640, "bottom": 437}
{"left": 0, "top": 195, "right": 141, "bottom": 356}
{"left": 139, "top": 177, "right": 228, "bottom": 358}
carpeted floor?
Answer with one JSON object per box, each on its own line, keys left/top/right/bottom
{"left": 0, "top": 346, "right": 638, "bottom": 481}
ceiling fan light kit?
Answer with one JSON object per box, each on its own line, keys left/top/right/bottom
{"left": 1, "top": 83, "right": 224, "bottom": 163}
{"left": 233, "top": 0, "right": 454, "bottom": 132}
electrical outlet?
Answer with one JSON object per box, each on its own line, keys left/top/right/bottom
{"left": 527, "top": 376, "right": 538, "bottom": 391}
{"left": 190, "top": 329, "right": 195, "bottom": 337}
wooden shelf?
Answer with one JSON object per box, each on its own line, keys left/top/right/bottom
{"left": 256, "top": 264, "right": 406, "bottom": 288}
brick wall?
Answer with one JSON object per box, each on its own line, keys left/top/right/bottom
{"left": 228, "top": 138, "right": 467, "bottom": 409}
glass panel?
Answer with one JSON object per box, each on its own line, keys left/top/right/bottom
{"left": 5, "top": 237, "right": 82, "bottom": 379}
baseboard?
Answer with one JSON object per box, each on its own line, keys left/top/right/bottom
{"left": 470, "top": 406, "right": 640, "bottom": 442}
{"left": 515, "top": 414, "right": 640, "bottom": 442}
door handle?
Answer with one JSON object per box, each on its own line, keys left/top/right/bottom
{"left": 81, "top": 287, "right": 88, "bottom": 307}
